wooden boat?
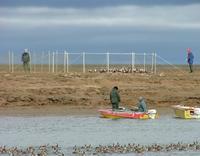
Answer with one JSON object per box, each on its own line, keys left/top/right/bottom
{"left": 98, "top": 108, "right": 158, "bottom": 119}
{"left": 172, "top": 105, "right": 200, "bottom": 119}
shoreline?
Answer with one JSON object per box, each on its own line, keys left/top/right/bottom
{"left": 0, "top": 105, "right": 173, "bottom": 117}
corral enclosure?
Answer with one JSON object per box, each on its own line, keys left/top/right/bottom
{"left": 0, "top": 50, "right": 199, "bottom": 74}
{"left": 2, "top": 51, "right": 156, "bottom": 73}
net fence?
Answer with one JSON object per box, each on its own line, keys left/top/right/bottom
{"left": 0, "top": 51, "right": 157, "bottom": 73}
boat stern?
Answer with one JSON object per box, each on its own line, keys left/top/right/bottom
{"left": 174, "top": 108, "right": 192, "bottom": 119}
{"left": 172, "top": 105, "right": 200, "bottom": 119}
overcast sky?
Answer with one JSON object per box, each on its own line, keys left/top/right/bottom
{"left": 0, "top": 0, "right": 200, "bottom": 64}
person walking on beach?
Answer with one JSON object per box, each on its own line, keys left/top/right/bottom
{"left": 110, "top": 86, "right": 121, "bottom": 110}
{"left": 22, "top": 49, "right": 30, "bottom": 73}
{"left": 187, "top": 48, "right": 194, "bottom": 73}
{"left": 137, "top": 96, "right": 147, "bottom": 112}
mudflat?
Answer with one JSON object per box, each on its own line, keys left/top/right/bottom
{"left": 0, "top": 67, "right": 199, "bottom": 116}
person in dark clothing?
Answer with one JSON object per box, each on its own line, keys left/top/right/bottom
{"left": 22, "top": 49, "right": 30, "bottom": 73}
{"left": 137, "top": 96, "right": 147, "bottom": 112}
{"left": 110, "top": 86, "right": 121, "bottom": 110}
{"left": 187, "top": 48, "right": 194, "bottom": 73}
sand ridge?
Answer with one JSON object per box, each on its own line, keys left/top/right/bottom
{"left": 0, "top": 69, "right": 199, "bottom": 115}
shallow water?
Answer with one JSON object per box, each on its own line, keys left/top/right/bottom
{"left": 0, "top": 114, "right": 200, "bottom": 155}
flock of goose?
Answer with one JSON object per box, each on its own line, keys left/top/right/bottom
{"left": 88, "top": 67, "right": 148, "bottom": 73}
{"left": 0, "top": 144, "right": 63, "bottom": 156}
{"left": 72, "top": 142, "right": 200, "bottom": 155}
{"left": 1, "top": 142, "right": 200, "bottom": 156}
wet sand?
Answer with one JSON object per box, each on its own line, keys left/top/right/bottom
{"left": 0, "top": 105, "right": 99, "bottom": 116}
{"left": 0, "top": 105, "right": 174, "bottom": 116}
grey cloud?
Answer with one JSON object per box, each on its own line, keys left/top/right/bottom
{"left": 1, "top": 1, "right": 200, "bottom": 64}
{"left": 1, "top": 5, "right": 200, "bottom": 29}
{"left": 1, "top": 0, "right": 200, "bottom": 8}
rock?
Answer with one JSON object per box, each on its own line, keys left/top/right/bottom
{"left": 20, "top": 95, "right": 33, "bottom": 102}
{"left": 4, "top": 74, "right": 10, "bottom": 77}
{"left": 0, "top": 97, "right": 7, "bottom": 106}
{"left": 7, "top": 96, "right": 18, "bottom": 102}
{"left": 159, "top": 72, "right": 165, "bottom": 77}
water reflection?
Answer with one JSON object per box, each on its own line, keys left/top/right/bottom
{"left": 0, "top": 115, "right": 200, "bottom": 155}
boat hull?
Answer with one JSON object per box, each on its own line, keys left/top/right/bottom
{"left": 172, "top": 105, "right": 200, "bottom": 119}
{"left": 98, "top": 109, "right": 157, "bottom": 119}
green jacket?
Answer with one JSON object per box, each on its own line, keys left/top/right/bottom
{"left": 137, "top": 99, "right": 147, "bottom": 112}
{"left": 110, "top": 88, "right": 120, "bottom": 104}
{"left": 22, "top": 52, "right": 30, "bottom": 63}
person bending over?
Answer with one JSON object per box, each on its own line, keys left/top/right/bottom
{"left": 110, "top": 86, "right": 121, "bottom": 110}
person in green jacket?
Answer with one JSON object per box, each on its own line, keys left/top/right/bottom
{"left": 110, "top": 86, "right": 121, "bottom": 110}
{"left": 22, "top": 49, "right": 30, "bottom": 73}
{"left": 137, "top": 96, "right": 147, "bottom": 112}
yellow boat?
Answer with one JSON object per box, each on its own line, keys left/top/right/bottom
{"left": 172, "top": 105, "right": 200, "bottom": 119}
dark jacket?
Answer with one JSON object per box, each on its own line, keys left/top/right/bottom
{"left": 137, "top": 99, "right": 147, "bottom": 112}
{"left": 187, "top": 52, "right": 194, "bottom": 65}
{"left": 110, "top": 88, "right": 120, "bottom": 104}
{"left": 22, "top": 52, "right": 30, "bottom": 63}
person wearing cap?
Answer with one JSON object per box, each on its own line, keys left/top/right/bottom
{"left": 110, "top": 86, "right": 121, "bottom": 110}
{"left": 22, "top": 49, "right": 30, "bottom": 72}
{"left": 137, "top": 97, "right": 147, "bottom": 112}
{"left": 187, "top": 48, "right": 194, "bottom": 73}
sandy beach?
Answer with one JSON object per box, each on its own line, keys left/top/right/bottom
{"left": 0, "top": 67, "right": 200, "bottom": 116}
{"left": 0, "top": 67, "right": 200, "bottom": 156}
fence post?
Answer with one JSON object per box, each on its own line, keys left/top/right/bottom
{"left": 52, "top": 52, "right": 55, "bottom": 73}
{"left": 151, "top": 53, "right": 154, "bottom": 73}
{"left": 41, "top": 51, "right": 44, "bottom": 73}
{"left": 131, "top": 52, "right": 135, "bottom": 72}
{"left": 11, "top": 51, "right": 14, "bottom": 73}
{"left": 154, "top": 52, "right": 157, "bottom": 74}
{"left": 33, "top": 52, "right": 36, "bottom": 73}
{"left": 48, "top": 51, "right": 51, "bottom": 73}
{"left": 66, "top": 52, "right": 69, "bottom": 73}
{"left": 8, "top": 50, "right": 11, "bottom": 72}
{"left": 83, "top": 52, "right": 85, "bottom": 73}
{"left": 64, "top": 51, "right": 66, "bottom": 73}
{"left": 56, "top": 51, "right": 58, "bottom": 73}
{"left": 107, "top": 52, "right": 109, "bottom": 73}
{"left": 29, "top": 50, "right": 32, "bottom": 73}
{"left": 144, "top": 53, "right": 146, "bottom": 72}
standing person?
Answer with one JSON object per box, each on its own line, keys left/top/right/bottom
{"left": 110, "top": 86, "right": 121, "bottom": 110}
{"left": 137, "top": 96, "right": 147, "bottom": 112}
{"left": 187, "top": 48, "right": 194, "bottom": 73}
{"left": 22, "top": 49, "right": 30, "bottom": 72}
